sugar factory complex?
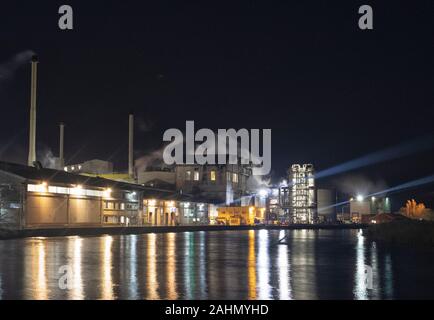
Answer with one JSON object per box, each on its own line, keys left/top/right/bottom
{"left": 0, "top": 55, "right": 392, "bottom": 232}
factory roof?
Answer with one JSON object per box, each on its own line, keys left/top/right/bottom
{"left": 0, "top": 161, "right": 192, "bottom": 201}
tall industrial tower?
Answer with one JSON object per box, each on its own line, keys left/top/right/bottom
{"left": 289, "top": 164, "right": 316, "bottom": 223}
{"left": 27, "top": 55, "right": 38, "bottom": 167}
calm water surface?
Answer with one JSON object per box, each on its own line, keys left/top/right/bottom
{"left": 0, "top": 229, "right": 433, "bottom": 300}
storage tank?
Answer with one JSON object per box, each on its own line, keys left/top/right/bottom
{"left": 316, "top": 188, "right": 336, "bottom": 222}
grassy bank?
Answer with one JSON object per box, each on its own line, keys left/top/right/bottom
{"left": 364, "top": 220, "right": 434, "bottom": 246}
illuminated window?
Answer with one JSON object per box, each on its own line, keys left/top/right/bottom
{"left": 194, "top": 171, "right": 200, "bottom": 181}
{"left": 186, "top": 171, "right": 192, "bottom": 181}
{"left": 233, "top": 173, "right": 238, "bottom": 183}
{"left": 227, "top": 172, "right": 231, "bottom": 182}
{"left": 120, "top": 203, "right": 125, "bottom": 210}
{"left": 210, "top": 170, "right": 216, "bottom": 181}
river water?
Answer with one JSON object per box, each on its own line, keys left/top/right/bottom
{"left": 0, "top": 229, "right": 433, "bottom": 300}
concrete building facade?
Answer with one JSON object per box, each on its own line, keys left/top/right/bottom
{"left": 0, "top": 161, "right": 212, "bottom": 230}
{"left": 174, "top": 163, "right": 251, "bottom": 205}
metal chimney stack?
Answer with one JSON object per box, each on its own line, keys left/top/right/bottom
{"left": 27, "top": 55, "right": 38, "bottom": 167}
{"left": 128, "top": 113, "right": 134, "bottom": 179}
{"left": 59, "top": 122, "right": 65, "bottom": 168}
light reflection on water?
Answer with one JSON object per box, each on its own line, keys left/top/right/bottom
{"left": 69, "top": 236, "right": 83, "bottom": 300}
{"left": 278, "top": 230, "right": 291, "bottom": 300}
{"left": 0, "top": 229, "right": 433, "bottom": 300}
{"left": 257, "top": 229, "right": 271, "bottom": 299}
{"left": 166, "top": 233, "right": 177, "bottom": 300}
{"left": 101, "top": 235, "right": 113, "bottom": 300}
{"left": 146, "top": 233, "right": 158, "bottom": 300}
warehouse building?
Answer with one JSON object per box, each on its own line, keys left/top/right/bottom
{"left": 0, "top": 161, "right": 211, "bottom": 230}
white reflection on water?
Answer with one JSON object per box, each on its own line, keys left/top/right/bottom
{"left": 101, "top": 235, "right": 113, "bottom": 299}
{"left": 184, "top": 232, "right": 194, "bottom": 299}
{"left": 278, "top": 230, "right": 292, "bottom": 300}
{"left": 198, "top": 231, "right": 207, "bottom": 298}
{"left": 291, "top": 229, "right": 317, "bottom": 299}
{"left": 68, "top": 237, "right": 83, "bottom": 299}
{"left": 129, "top": 235, "right": 138, "bottom": 299}
{"left": 257, "top": 229, "right": 271, "bottom": 299}
{"left": 354, "top": 230, "right": 367, "bottom": 299}
{"left": 147, "top": 233, "right": 159, "bottom": 299}
{"left": 354, "top": 230, "right": 380, "bottom": 300}
{"left": 166, "top": 233, "right": 177, "bottom": 299}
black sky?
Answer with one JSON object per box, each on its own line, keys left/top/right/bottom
{"left": 0, "top": 1, "right": 433, "bottom": 208}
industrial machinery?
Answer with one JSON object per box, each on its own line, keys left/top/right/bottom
{"left": 216, "top": 206, "right": 265, "bottom": 226}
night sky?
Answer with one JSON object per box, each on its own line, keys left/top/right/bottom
{"left": 1, "top": 1, "right": 433, "bottom": 208}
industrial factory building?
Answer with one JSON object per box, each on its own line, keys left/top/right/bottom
{"left": 342, "top": 196, "right": 392, "bottom": 223}
{"left": 0, "top": 53, "right": 354, "bottom": 230}
{"left": 289, "top": 164, "right": 317, "bottom": 224}
{"left": 174, "top": 163, "right": 251, "bottom": 205}
{"left": 64, "top": 159, "right": 114, "bottom": 175}
{"left": 0, "top": 161, "right": 214, "bottom": 230}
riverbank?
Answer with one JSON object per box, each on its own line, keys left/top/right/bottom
{"left": 0, "top": 223, "right": 367, "bottom": 239}
{"left": 364, "top": 220, "right": 434, "bottom": 246}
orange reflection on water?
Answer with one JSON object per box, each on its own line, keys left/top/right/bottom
{"left": 147, "top": 233, "right": 159, "bottom": 299}
{"left": 248, "top": 230, "right": 256, "bottom": 299}
{"left": 166, "top": 233, "right": 178, "bottom": 299}
{"left": 30, "top": 239, "right": 49, "bottom": 300}
{"left": 69, "top": 237, "right": 83, "bottom": 299}
{"left": 101, "top": 235, "right": 114, "bottom": 299}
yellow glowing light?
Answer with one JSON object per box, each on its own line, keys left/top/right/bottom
{"left": 148, "top": 199, "right": 156, "bottom": 206}
{"left": 103, "top": 188, "right": 112, "bottom": 198}
{"left": 37, "top": 182, "right": 48, "bottom": 193}
{"left": 166, "top": 201, "right": 175, "bottom": 207}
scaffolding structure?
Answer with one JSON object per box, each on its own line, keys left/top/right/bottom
{"left": 289, "top": 164, "right": 316, "bottom": 224}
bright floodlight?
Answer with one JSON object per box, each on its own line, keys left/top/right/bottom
{"left": 356, "top": 195, "right": 364, "bottom": 202}
{"left": 259, "top": 189, "right": 268, "bottom": 197}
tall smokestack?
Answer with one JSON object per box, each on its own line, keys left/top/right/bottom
{"left": 128, "top": 113, "right": 134, "bottom": 179}
{"left": 59, "top": 122, "right": 65, "bottom": 168}
{"left": 27, "top": 54, "right": 38, "bottom": 167}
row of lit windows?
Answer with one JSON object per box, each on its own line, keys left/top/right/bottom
{"left": 64, "top": 165, "right": 82, "bottom": 172}
{"left": 185, "top": 170, "right": 200, "bottom": 181}
{"left": 184, "top": 170, "right": 238, "bottom": 183}
{"left": 27, "top": 184, "right": 109, "bottom": 197}
{"left": 104, "top": 201, "right": 138, "bottom": 211}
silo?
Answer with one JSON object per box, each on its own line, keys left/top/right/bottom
{"left": 316, "top": 188, "right": 336, "bottom": 222}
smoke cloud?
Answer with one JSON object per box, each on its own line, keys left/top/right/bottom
{"left": 39, "top": 147, "right": 58, "bottom": 169}
{"left": 332, "top": 174, "right": 388, "bottom": 196}
{"left": 0, "top": 50, "right": 35, "bottom": 82}
{"left": 134, "top": 146, "right": 166, "bottom": 172}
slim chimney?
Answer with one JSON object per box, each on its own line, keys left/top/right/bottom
{"left": 128, "top": 113, "right": 134, "bottom": 179}
{"left": 59, "top": 122, "right": 65, "bottom": 168}
{"left": 27, "top": 55, "right": 38, "bottom": 167}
